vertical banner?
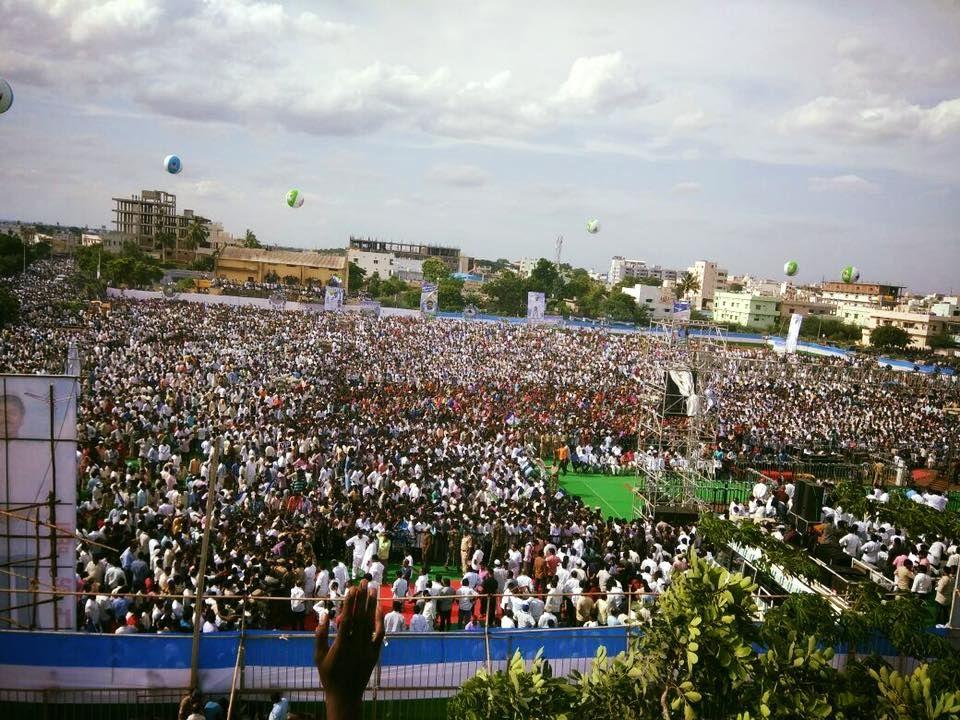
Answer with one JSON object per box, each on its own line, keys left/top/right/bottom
{"left": 0, "top": 376, "right": 78, "bottom": 630}
{"left": 420, "top": 283, "right": 438, "bottom": 315}
{"left": 324, "top": 286, "right": 344, "bottom": 312}
{"left": 672, "top": 301, "right": 691, "bottom": 320}
{"left": 527, "top": 291, "right": 546, "bottom": 322}
{"left": 785, "top": 312, "right": 803, "bottom": 354}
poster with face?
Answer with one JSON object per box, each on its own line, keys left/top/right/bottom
{"left": 0, "top": 375, "right": 78, "bottom": 630}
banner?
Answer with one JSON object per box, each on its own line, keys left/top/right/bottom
{"left": 324, "top": 286, "right": 344, "bottom": 312}
{"left": 527, "top": 291, "right": 546, "bottom": 322}
{"left": 672, "top": 301, "right": 691, "bottom": 320}
{"left": 785, "top": 312, "right": 803, "bottom": 354}
{"left": 420, "top": 283, "right": 438, "bottom": 315}
{"left": 0, "top": 376, "right": 78, "bottom": 630}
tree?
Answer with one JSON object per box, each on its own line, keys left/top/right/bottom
{"left": 482, "top": 271, "right": 527, "bottom": 316}
{"left": 155, "top": 228, "right": 177, "bottom": 264}
{"left": 366, "top": 272, "right": 382, "bottom": 298}
{"left": 348, "top": 261, "right": 366, "bottom": 292}
{"left": 184, "top": 219, "right": 210, "bottom": 254}
{"left": 871, "top": 325, "right": 911, "bottom": 349}
{"left": 635, "top": 276, "right": 664, "bottom": 287}
{"left": 602, "top": 291, "right": 645, "bottom": 323}
{"left": 421, "top": 257, "right": 451, "bottom": 283}
{"left": 675, "top": 272, "right": 700, "bottom": 300}
{"left": 438, "top": 277, "right": 466, "bottom": 311}
{"left": 929, "top": 331, "right": 957, "bottom": 350}
{"left": 0, "top": 286, "right": 20, "bottom": 327}
{"left": 243, "top": 229, "right": 261, "bottom": 248}
{"left": 528, "top": 258, "right": 561, "bottom": 296}
{"left": 727, "top": 282, "right": 744, "bottom": 292}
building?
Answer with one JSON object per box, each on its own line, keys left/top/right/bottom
{"left": 713, "top": 291, "right": 779, "bottom": 330}
{"left": 687, "top": 260, "right": 728, "bottom": 310}
{"left": 80, "top": 233, "right": 102, "bottom": 247}
{"left": 778, "top": 298, "right": 837, "bottom": 321}
{"left": 836, "top": 304, "right": 874, "bottom": 327}
{"left": 932, "top": 300, "right": 960, "bottom": 318}
{"left": 862, "top": 309, "right": 960, "bottom": 350}
{"left": 621, "top": 283, "right": 676, "bottom": 320}
{"left": 517, "top": 258, "right": 539, "bottom": 278}
{"left": 819, "top": 281, "right": 903, "bottom": 308}
{"left": 202, "top": 221, "right": 240, "bottom": 254}
{"left": 215, "top": 247, "right": 347, "bottom": 287}
{"left": 608, "top": 257, "right": 677, "bottom": 286}
{"left": 346, "top": 237, "right": 469, "bottom": 281}
{"left": 111, "top": 190, "right": 201, "bottom": 256}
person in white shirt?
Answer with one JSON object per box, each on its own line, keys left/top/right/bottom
{"left": 839, "top": 530, "right": 862, "bottom": 558}
{"left": 392, "top": 572, "right": 409, "bottom": 601}
{"left": 500, "top": 608, "right": 516, "bottom": 628}
{"left": 911, "top": 569, "right": 934, "bottom": 598}
{"left": 368, "top": 556, "right": 385, "bottom": 587}
{"left": 860, "top": 536, "right": 881, "bottom": 565}
{"left": 345, "top": 533, "right": 369, "bottom": 578}
{"left": 456, "top": 582, "right": 477, "bottom": 627}
{"left": 289, "top": 581, "right": 306, "bottom": 630}
{"left": 515, "top": 602, "right": 535, "bottom": 628}
{"left": 315, "top": 563, "right": 331, "bottom": 599}
{"left": 333, "top": 561, "right": 348, "bottom": 591}
{"left": 537, "top": 611, "right": 558, "bottom": 628}
{"left": 384, "top": 601, "right": 407, "bottom": 633}
{"left": 303, "top": 562, "right": 317, "bottom": 597}
{"left": 409, "top": 602, "right": 432, "bottom": 632}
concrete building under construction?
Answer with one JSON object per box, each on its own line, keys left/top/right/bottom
{"left": 111, "top": 190, "right": 199, "bottom": 254}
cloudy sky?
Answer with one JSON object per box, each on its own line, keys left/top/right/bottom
{"left": 1, "top": 1, "right": 959, "bottom": 291}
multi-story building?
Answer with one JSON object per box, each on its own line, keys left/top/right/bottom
{"left": 112, "top": 190, "right": 201, "bottom": 256}
{"left": 862, "top": 309, "right": 960, "bottom": 350}
{"left": 836, "top": 304, "right": 874, "bottom": 327}
{"left": 687, "top": 260, "right": 728, "bottom": 310}
{"left": 713, "top": 291, "right": 779, "bottom": 330}
{"left": 932, "top": 299, "right": 960, "bottom": 318}
{"left": 608, "top": 257, "right": 677, "bottom": 286}
{"left": 517, "top": 258, "right": 539, "bottom": 278}
{"left": 819, "top": 281, "right": 903, "bottom": 308}
{"left": 620, "top": 283, "right": 676, "bottom": 320}
{"left": 215, "top": 247, "right": 347, "bottom": 287}
{"left": 777, "top": 298, "right": 837, "bottom": 321}
{"left": 346, "top": 237, "right": 469, "bottom": 281}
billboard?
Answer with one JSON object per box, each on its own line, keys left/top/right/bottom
{"left": 420, "top": 283, "right": 438, "bottom": 315}
{"left": 0, "top": 375, "right": 78, "bottom": 630}
{"left": 527, "top": 291, "right": 546, "bottom": 322}
{"left": 672, "top": 301, "right": 691, "bottom": 320}
{"left": 324, "top": 286, "right": 344, "bottom": 312}
{"left": 785, "top": 313, "right": 803, "bottom": 354}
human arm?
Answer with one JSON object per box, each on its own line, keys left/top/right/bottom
{"left": 314, "top": 581, "right": 384, "bottom": 720}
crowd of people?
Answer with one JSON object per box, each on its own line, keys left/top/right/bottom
{"left": 0, "top": 259, "right": 957, "bottom": 635}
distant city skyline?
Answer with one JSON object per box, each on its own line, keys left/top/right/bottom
{"left": 1, "top": 1, "right": 959, "bottom": 292}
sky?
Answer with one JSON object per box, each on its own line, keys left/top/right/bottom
{"left": 1, "top": 1, "right": 959, "bottom": 293}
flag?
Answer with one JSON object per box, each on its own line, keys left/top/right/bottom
{"left": 785, "top": 313, "right": 803, "bottom": 354}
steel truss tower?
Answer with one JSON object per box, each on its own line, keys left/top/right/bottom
{"left": 632, "top": 321, "right": 727, "bottom": 520}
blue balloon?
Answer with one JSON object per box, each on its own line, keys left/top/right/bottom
{"left": 163, "top": 154, "right": 182, "bottom": 174}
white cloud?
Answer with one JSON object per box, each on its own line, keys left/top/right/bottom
{"left": 783, "top": 94, "right": 960, "bottom": 144}
{"left": 552, "top": 52, "right": 648, "bottom": 114}
{"left": 672, "top": 110, "right": 713, "bottom": 133}
{"left": 672, "top": 181, "right": 702, "bottom": 194}
{"left": 808, "top": 174, "right": 880, "bottom": 194}
{"left": 426, "top": 164, "right": 490, "bottom": 187}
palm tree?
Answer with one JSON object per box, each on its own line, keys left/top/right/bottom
{"left": 155, "top": 229, "right": 176, "bottom": 264}
{"left": 674, "top": 271, "right": 701, "bottom": 300}
{"left": 243, "top": 229, "right": 261, "bottom": 248}
{"left": 183, "top": 219, "right": 210, "bottom": 256}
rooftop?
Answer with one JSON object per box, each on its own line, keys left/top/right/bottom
{"left": 218, "top": 246, "right": 345, "bottom": 270}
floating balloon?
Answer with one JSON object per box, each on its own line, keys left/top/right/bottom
{"left": 0, "top": 77, "right": 13, "bottom": 114}
{"left": 840, "top": 265, "right": 860, "bottom": 283}
{"left": 586, "top": 218, "right": 600, "bottom": 234}
{"left": 286, "top": 189, "right": 304, "bottom": 208}
{"left": 163, "top": 155, "right": 182, "bottom": 174}
{"left": 783, "top": 260, "right": 798, "bottom": 277}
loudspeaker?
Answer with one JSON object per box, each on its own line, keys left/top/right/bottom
{"left": 664, "top": 370, "right": 697, "bottom": 417}
{"left": 794, "top": 480, "right": 824, "bottom": 522}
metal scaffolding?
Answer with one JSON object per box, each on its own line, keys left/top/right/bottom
{"left": 632, "top": 321, "right": 726, "bottom": 520}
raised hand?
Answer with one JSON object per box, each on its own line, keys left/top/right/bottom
{"left": 314, "top": 581, "right": 385, "bottom": 720}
